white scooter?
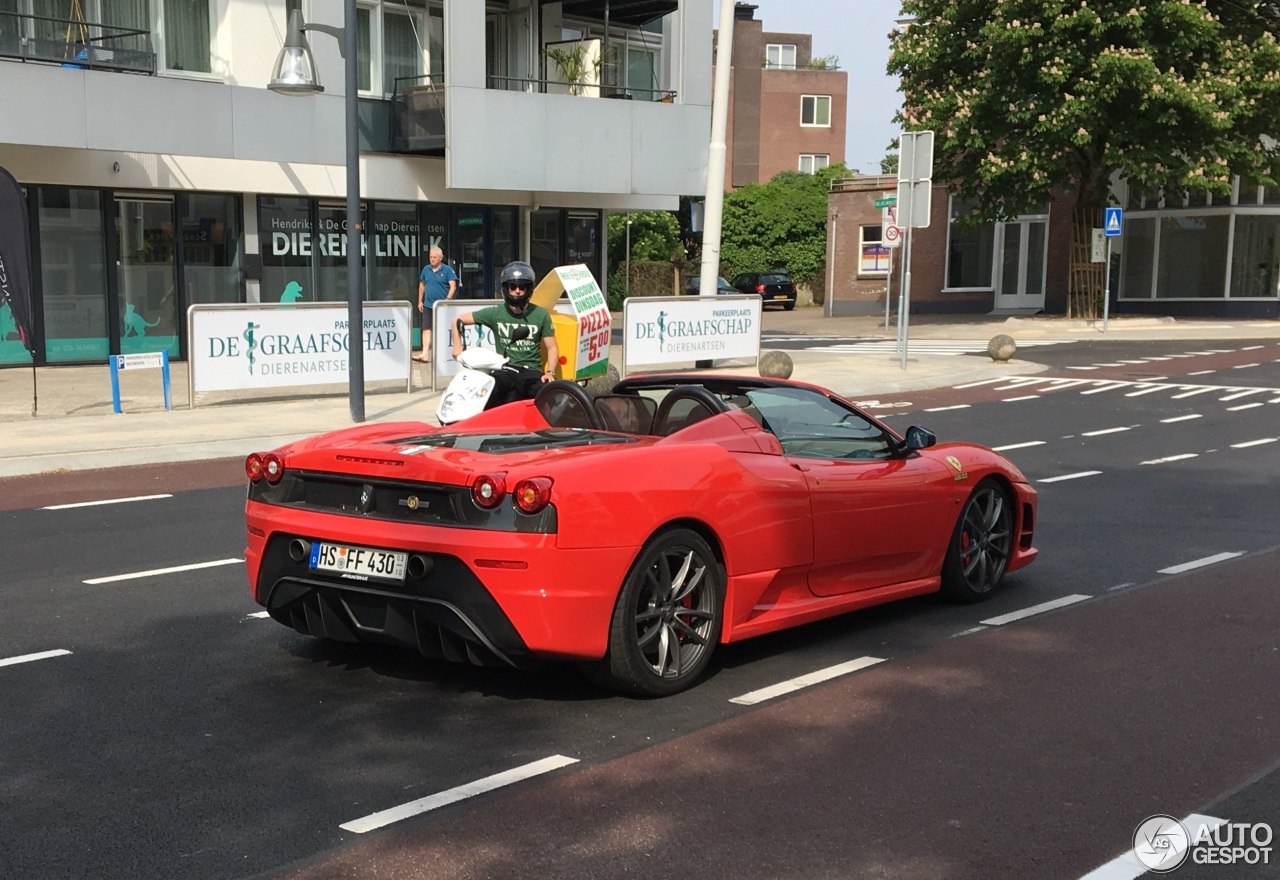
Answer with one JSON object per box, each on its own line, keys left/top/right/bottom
{"left": 435, "top": 346, "right": 510, "bottom": 425}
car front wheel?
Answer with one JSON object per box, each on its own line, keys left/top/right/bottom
{"left": 585, "top": 528, "right": 724, "bottom": 697}
{"left": 941, "top": 479, "right": 1013, "bottom": 603}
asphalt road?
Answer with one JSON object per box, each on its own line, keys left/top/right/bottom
{"left": 1, "top": 338, "right": 1277, "bottom": 880}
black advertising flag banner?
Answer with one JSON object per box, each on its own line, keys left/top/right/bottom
{"left": 0, "top": 165, "right": 36, "bottom": 355}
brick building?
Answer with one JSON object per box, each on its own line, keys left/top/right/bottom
{"left": 716, "top": 3, "right": 847, "bottom": 189}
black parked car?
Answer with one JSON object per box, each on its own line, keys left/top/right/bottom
{"left": 729, "top": 272, "right": 798, "bottom": 310}
{"left": 684, "top": 275, "right": 738, "bottom": 295}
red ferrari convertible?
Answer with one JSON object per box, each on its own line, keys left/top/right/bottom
{"left": 244, "top": 376, "right": 1037, "bottom": 696}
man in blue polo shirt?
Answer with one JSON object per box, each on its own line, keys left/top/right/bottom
{"left": 416, "top": 246, "right": 458, "bottom": 362}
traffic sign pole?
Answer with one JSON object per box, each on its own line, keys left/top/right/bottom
{"left": 1101, "top": 206, "right": 1122, "bottom": 334}
{"left": 1103, "top": 236, "right": 1112, "bottom": 333}
{"left": 883, "top": 245, "right": 894, "bottom": 329}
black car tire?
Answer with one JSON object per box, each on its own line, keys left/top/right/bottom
{"left": 782, "top": 301, "right": 795, "bottom": 311}
{"left": 583, "top": 528, "right": 724, "bottom": 697}
{"left": 940, "top": 478, "right": 1013, "bottom": 603}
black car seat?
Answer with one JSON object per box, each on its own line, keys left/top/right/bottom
{"left": 650, "top": 386, "right": 730, "bottom": 436}
{"left": 534, "top": 380, "right": 604, "bottom": 430}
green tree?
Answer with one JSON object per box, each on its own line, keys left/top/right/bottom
{"left": 719, "top": 163, "right": 850, "bottom": 286}
{"left": 606, "top": 211, "right": 683, "bottom": 270}
{"left": 889, "top": 0, "right": 1280, "bottom": 315}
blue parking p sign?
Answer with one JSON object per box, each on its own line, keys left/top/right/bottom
{"left": 1104, "top": 206, "right": 1123, "bottom": 237}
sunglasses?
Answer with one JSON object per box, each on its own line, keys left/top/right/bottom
{"left": 506, "top": 282, "right": 531, "bottom": 292}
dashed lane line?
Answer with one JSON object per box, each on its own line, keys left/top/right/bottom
{"left": 1227, "top": 402, "right": 1267, "bottom": 412}
{"left": 992, "top": 441, "right": 1047, "bottom": 452}
{"left": 42, "top": 494, "right": 172, "bottom": 511}
{"left": 1140, "top": 454, "right": 1199, "bottom": 465}
{"left": 924, "top": 404, "right": 971, "bottom": 412}
{"left": 1220, "top": 389, "right": 1266, "bottom": 401}
{"left": 1170, "top": 387, "right": 1218, "bottom": 399}
{"left": 338, "top": 755, "right": 580, "bottom": 834}
{"left": 1124, "top": 384, "right": 1177, "bottom": 397}
{"left": 0, "top": 649, "right": 72, "bottom": 669}
{"left": 1039, "top": 471, "right": 1103, "bottom": 483}
{"left": 1232, "top": 362, "right": 1261, "bottom": 369}
{"left": 84, "top": 558, "right": 244, "bottom": 585}
{"left": 1001, "top": 395, "right": 1041, "bottom": 402}
{"left": 729, "top": 656, "right": 886, "bottom": 706}
{"left": 980, "top": 595, "right": 1091, "bottom": 626}
{"left": 1158, "top": 552, "right": 1244, "bottom": 575}
{"left": 1231, "top": 437, "right": 1278, "bottom": 448}
{"left": 1082, "top": 427, "right": 1134, "bottom": 437}
{"left": 1161, "top": 414, "right": 1203, "bottom": 423}
{"left": 244, "top": 611, "right": 271, "bottom": 620}
{"left": 1081, "top": 382, "right": 1130, "bottom": 395}
{"left": 1187, "top": 369, "right": 1217, "bottom": 375}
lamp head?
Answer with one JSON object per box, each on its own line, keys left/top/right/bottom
{"left": 268, "top": 9, "right": 322, "bottom": 95}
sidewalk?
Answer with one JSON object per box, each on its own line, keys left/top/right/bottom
{"left": 1, "top": 309, "right": 1276, "bottom": 479}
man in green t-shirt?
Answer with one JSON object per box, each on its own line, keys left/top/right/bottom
{"left": 451, "top": 261, "right": 560, "bottom": 408}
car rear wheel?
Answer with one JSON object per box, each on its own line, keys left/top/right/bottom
{"left": 782, "top": 301, "right": 795, "bottom": 311}
{"left": 941, "top": 479, "right": 1012, "bottom": 603}
{"left": 585, "top": 528, "right": 724, "bottom": 697}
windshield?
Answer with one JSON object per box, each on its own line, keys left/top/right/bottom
{"left": 742, "top": 387, "right": 895, "bottom": 460}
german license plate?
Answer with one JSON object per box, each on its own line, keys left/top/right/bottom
{"left": 774, "top": 293, "right": 789, "bottom": 299}
{"left": 309, "top": 541, "right": 408, "bottom": 583}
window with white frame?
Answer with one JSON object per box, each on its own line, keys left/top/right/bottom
{"left": 16, "top": 0, "right": 212, "bottom": 73}
{"left": 859, "top": 225, "right": 890, "bottom": 275}
{"left": 560, "top": 18, "right": 665, "bottom": 99}
{"left": 799, "top": 154, "right": 830, "bottom": 174}
{"left": 801, "top": 95, "right": 831, "bottom": 127}
{"left": 946, "top": 197, "right": 996, "bottom": 289}
{"left": 354, "top": 1, "right": 438, "bottom": 96}
{"left": 766, "top": 43, "right": 796, "bottom": 69}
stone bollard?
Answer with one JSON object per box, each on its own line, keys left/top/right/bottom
{"left": 759, "top": 350, "right": 794, "bottom": 379}
{"left": 987, "top": 334, "right": 1017, "bottom": 363}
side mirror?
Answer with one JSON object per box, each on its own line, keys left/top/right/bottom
{"left": 904, "top": 425, "right": 937, "bottom": 450}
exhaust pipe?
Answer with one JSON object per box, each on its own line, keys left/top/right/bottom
{"left": 407, "top": 554, "right": 434, "bottom": 579}
{"left": 288, "top": 538, "right": 311, "bottom": 563}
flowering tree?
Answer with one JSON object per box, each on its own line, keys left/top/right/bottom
{"left": 889, "top": 0, "right": 1280, "bottom": 314}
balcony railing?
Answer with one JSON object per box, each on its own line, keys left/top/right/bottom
{"left": 0, "top": 11, "right": 155, "bottom": 75}
{"left": 390, "top": 75, "right": 446, "bottom": 154}
{"left": 487, "top": 74, "right": 676, "bottom": 102}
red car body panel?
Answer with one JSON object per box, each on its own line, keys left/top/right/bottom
{"left": 244, "top": 375, "right": 1037, "bottom": 669}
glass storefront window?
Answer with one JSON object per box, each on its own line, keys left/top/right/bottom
{"left": 369, "top": 201, "right": 419, "bottom": 304}
{"left": 490, "top": 206, "right": 516, "bottom": 289}
{"left": 530, "top": 208, "right": 562, "bottom": 283}
{"left": 566, "top": 211, "right": 601, "bottom": 276}
{"left": 1229, "top": 215, "right": 1280, "bottom": 298}
{"left": 315, "top": 201, "right": 369, "bottom": 303}
{"left": 115, "top": 197, "right": 178, "bottom": 356}
{"left": 1155, "top": 215, "right": 1229, "bottom": 299}
{"left": 946, "top": 198, "right": 995, "bottom": 289}
{"left": 182, "top": 193, "right": 242, "bottom": 305}
{"left": 1119, "top": 217, "right": 1156, "bottom": 299}
{"left": 40, "top": 187, "right": 109, "bottom": 362}
{"left": 259, "top": 195, "right": 313, "bottom": 304}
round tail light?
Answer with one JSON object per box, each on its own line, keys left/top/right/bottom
{"left": 471, "top": 473, "right": 507, "bottom": 509}
{"left": 755, "top": 283, "right": 765, "bottom": 293}
{"left": 513, "top": 477, "right": 553, "bottom": 514}
{"left": 245, "top": 453, "right": 264, "bottom": 482}
{"left": 263, "top": 453, "right": 285, "bottom": 484}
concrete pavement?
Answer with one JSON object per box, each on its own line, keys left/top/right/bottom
{"left": 1, "top": 308, "right": 1277, "bottom": 479}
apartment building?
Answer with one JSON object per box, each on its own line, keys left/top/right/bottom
{"left": 716, "top": 2, "right": 846, "bottom": 189}
{"left": 0, "top": 0, "right": 713, "bottom": 366}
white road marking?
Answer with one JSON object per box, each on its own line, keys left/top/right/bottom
{"left": 1186, "top": 369, "right": 1217, "bottom": 375}
{"left": 84, "top": 558, "right": 244, "bottom": 585}
{"left": 1078, "top": 814, "right": 1227, "bottom": 880}
{"left": 1066, "top": 365, "right": 1100, "bottom": 371}
{"left": 1124, "top": 385, "right": 1175, "bottom": 397}
{"left": 1082, "top": 427, "right": 1133, "bottom": 437}
{"left": 1039, "top": 471, "right": 1103, "bottom": 483}
{"left": 1227, "top": 402, "right": 1267, "bottom": 412}
{"left": 952, "top": 378, "right": 1004, "bottom": 389}
{"left": 244, "top": 611, "right": 271, "bottom": 619}
{"left": 1092, "top": 362, "right": 1126, "bottom": 367}
{"left": 1241, "top": 345, "right": 1265, "bottom": 350}
{"left": 729, "top": 656, "right": 886, "bottom": 706}
{"left": 980, "top": 595, "right": 1091, "bottom": 626}
{"left": 42, "top": 494, "right": 172, "bottom": 511}
{"left": 338, "top": 755, "right": 580, "bottom": 834}
{"left": 1187, "top": 351, "right": 1220, "bottom": 356}
{"left": 1220, "top": 389, "right": 1265, "bottom": 401}
{"left": 1158, "top": 552, "right": 1243, "bottom": 574}
{"left": 1081, "top": 382, "right": 1128, "bottom": 395}
{"left": 1170, "top": 387, "right": 1217, "bottom": 399}
{"left": 1140, "top": 454, "right": 1198, "bottom": 465}
{"left": 1231, "top": 362, "right": 1261, "bottom": 369}
{"left": 924, "top": 404, "right": 971, "bottom": 412}
{"left": 1045, "top": 378, "right": 1092, "bottom": 387}
{"left": 1161, "top": 414, "right": 1203, "bottom": 423}
{"left": 1206, "top": 349, "right": 1236, "bottom": 353}
{"left": 1164, "top": 353, "right": 1198, "bottom": 358}
{"left": 1002, "top": 395, "right": 1041, "bottom": 402}
{"left": 992, "top": 441, "right": 1047, "bottom": 452}
{"left": 0, "top": 649, "right": 73, "bottom": 669}
{"left": 1140, "top": 355, "right": 1173, "bottom": 361}
{"left": 949, "top": 626, "right": 989, "bottom": 638}
{"left": 1116, "top": 359, "right": 1149, "bottom": 364}
{"left": 993, "top": 378, "right": 1049, "bottom": 389}
{"left": 1231, "top": 437, "right": 1278, "bottom": 448}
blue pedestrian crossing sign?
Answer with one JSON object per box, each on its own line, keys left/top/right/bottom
{"left": 1104, "top": 206, "right": 1123, "bottom": 237}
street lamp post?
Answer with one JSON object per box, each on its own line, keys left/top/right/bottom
{"left": 269, "top": 3, "right": 365, "bottom": 423}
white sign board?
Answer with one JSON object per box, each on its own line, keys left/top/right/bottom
{"left": 884, "top": 224, "right": 903, "bottom": 248}
{"left": 430, "top": 299, "right": 502, "bottom": 387}
{"left": 1090, "top": 228, "right": 1106, "bottom": 263}
{"left": 622, "top": 295, "right": 761, "bottom": 372}
{"left": 535, "top": 264, "right": 612, "bottom": 380}
{"left": 189, "top": 302, "right": 412, "bottom": 394}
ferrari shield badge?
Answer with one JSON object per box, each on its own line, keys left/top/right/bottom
{"left": 946, "top": 455, "right": 969, "bottom": 481}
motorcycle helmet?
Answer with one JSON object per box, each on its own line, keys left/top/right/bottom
{"left": 500, "top": 261, "right": 537, "bottom": 312}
